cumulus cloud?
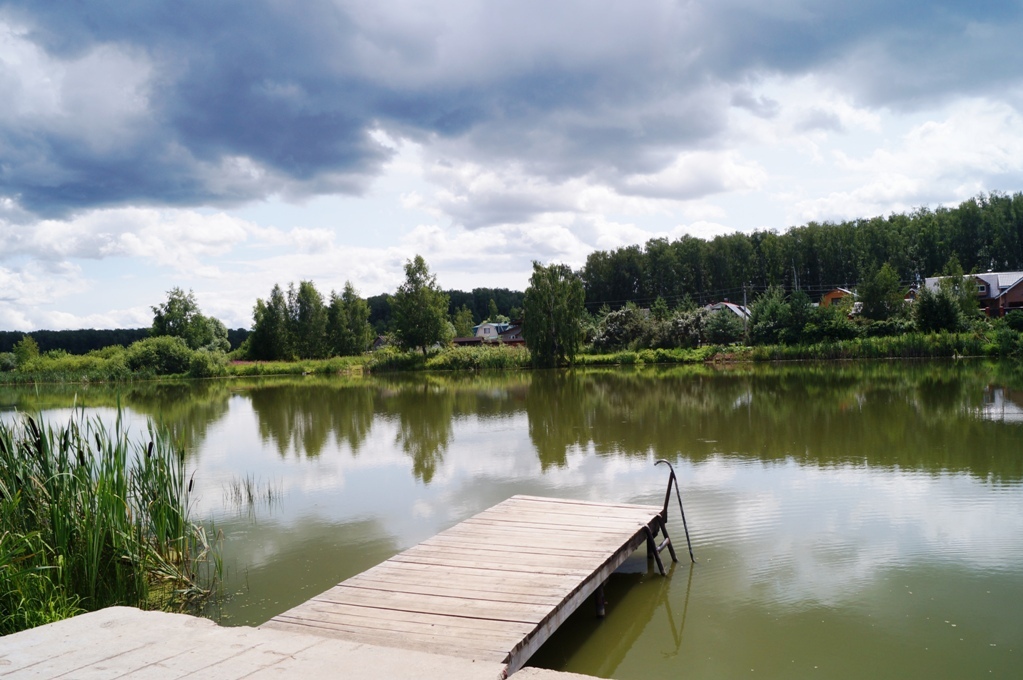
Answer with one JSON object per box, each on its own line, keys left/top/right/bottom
{"left": 794, "top": 98, "right": 1023, "bottom": 221}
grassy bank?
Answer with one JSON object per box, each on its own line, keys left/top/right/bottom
{"left": 2, "top": 327, "right": 1022, "bottom": 385}
{"left": 0, "top": 413, "right": 219, "bottom": 634}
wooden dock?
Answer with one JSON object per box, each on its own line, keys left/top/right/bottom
{"left": 263, "top": 495, "right": 672, "bottom": 675}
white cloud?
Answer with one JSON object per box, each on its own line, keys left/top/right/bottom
{"left": 794, "top": 98, "right": 1023, "bottom": 222}
{"left": 0, "top": 19, "right": 153, "bottom": 151}
{"left": 618, "top": 150, "right": 766, "bottom": 199}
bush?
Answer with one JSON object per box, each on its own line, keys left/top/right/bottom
{"left": 667, "top": 308, "right": 710, "bottom": 348}
{"left": 592, "top": 305, "right": 647, "bottom": 352}
{"left": 1005, "top": 310, "right": 1023, "bottom": 332}
{"left": 0, "top": 353, "right": 15, "bottom": 372}
{"left": 188, "top": 350, "right": 229, "bottom": 378}
{"left": 704, "top": 310, "right": 745, "bottom": 345}
{"left": 126, "top": 336, "right": 194, "bottom": 376}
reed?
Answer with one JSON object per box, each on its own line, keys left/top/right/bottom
{"left": 0, "top": 412, "right": 220, "bottom": 634}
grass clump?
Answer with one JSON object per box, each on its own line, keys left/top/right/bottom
{"left": 0, "top": 412, "right": 220, "bottom": 634}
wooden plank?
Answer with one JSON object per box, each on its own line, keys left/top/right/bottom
{"left": 458, "top": 517, "right": 642, "bottom": 539}
{"left": 310, "top": 584, "right": 552, "bottom": 622}
{"left": 271, "top": 606, "right": 527, "bottom": 646}
{"left": 512, "top": 495, "right": 663, "bottom": 513}
{"left": 344, "top": 573, "right": 570, "bottom": 602}
{"left": 355, "top": 560, "right": 580, "bottom": 588}
{"left": 264, "top": 618, "right": 511, "bottom": 662}
{"left": 421, "top": 534, "right": 613, "bottom": 558}
{"left": 275, "top": 599, "right": 534, "bottom": 637}
{"left": 337, "top": 578, "right": 565, "bottom": 607}
{"left": 387, "top": 553, "right": 589, "bottom": 576}
{"left": 498, "top": 497, "right": 662, "bottom": 521}
{"left": 473, "top": 508, "right": 651, "bottom": 531}
{"left": 399, "top": 544, "right": 606, "bottom": 570}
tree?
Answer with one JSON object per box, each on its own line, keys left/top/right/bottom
{"left": 391, "top": 255, "right": 451, "bottom": 356}
{"left": 151, "top": 288, "right": 210, "bottom": 349}
{"left": 451, "top": 305, "right": 476, "bottom": 338}
{"left": 748, "top": 286, "right": 791, "bottom": 345}
{"left": 327, "top": 281, "right": 373, "bottom": 356}
{"left": 250, "top": 284, "right": 293, "bottom": 360}
{"left": 12, "top": 335, "right": 39, "bottom": 367}
{"left": 522, "top": 261, "right": 585, "bottom": 367}
{"left": 487, "top": 298, "right": 500, "bottom": 321}
{"left": 858, "top": 262, "right": 905, "bottom": 321}
{"left": 288, "top": 280, "right": 328, "bottom": 359}
{"left": 150, "top": 287, "right": 229, "bottom": 351}
{"left": 704, "top": 310, "right": 745, "bottom": 345}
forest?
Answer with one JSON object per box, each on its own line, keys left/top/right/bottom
{"left": 578, "top": 192, "right": 1023, "bottom": 310}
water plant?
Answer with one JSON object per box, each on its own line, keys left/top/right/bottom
{"left": 0, "top": 412, "right": 220, "bottom": 634}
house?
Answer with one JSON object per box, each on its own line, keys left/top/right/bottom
{"left": 705, "top": 301, "right": 751, "bottom": 320}
{"left": 820, "top": 288, "right": 855, "bottom": 307}
{"left": 473, "top": 322, "right": 511, "bottom": 339}
{"left": 498, "top": 324, "right": 525, "bottom": 346}
{"left": 923, "top": 271, "right": 1023, "bottom": 316}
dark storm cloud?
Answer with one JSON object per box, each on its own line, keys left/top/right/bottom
{"left": 1, "top": 0, "right": 1021, "bottom": 219}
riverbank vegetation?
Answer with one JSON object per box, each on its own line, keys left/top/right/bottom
{"left": 4, "top": 193, "right": 1023, "bottom": 381}
{"left": 0, "top": 414, "right": 220, "bottom": 634}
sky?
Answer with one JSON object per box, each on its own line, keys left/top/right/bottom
{"left": 2, "top": 0, "right": 1023, "bottom": 331}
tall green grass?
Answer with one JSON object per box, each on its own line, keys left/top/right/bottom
{"left": 0, "top": 413, "right": 220, "bottom": 634}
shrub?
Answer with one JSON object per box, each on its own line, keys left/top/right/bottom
{"left": 126, "top": 336, "right": 194, "bottom": 376}
{"left": 592, "top": 305, "right": 647, "bottom": 352}
{"left": 188, "top": 350, "right": 229, "bottom": 378}
{"left": 1005, "top": 310, "right": 1023, "bottom": 332}
{"left": 704, "top": 310, "right": 745, "bottom": 345}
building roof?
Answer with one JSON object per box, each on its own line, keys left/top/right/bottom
{"left": 705, "top": 301, "right": 751, "bottom": 320}
{"left": 925, "top": 271, "right": 1023, "bottom": 298}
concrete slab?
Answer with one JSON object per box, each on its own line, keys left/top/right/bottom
{"left": 0, "top": 608, "right": 596, "bottom": 680}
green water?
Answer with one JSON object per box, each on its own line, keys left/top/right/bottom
{"left": 2, "top": 360, "right": 1021, "bottom": 679}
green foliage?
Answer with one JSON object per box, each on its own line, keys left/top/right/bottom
{"left": 391, "top": 255, "right": 451, "bottom": 356}
{"left": 451, "top": 305, "right": 476, "bottom": 338}
{"left": 858, "top": 262, "right": 906, "bottom": 321}
{"left": 126, "top": 336, "right": 194, "bottom": 376}
{"left": 0, "top": 352, "right": 16, "bottom": 372}
{"left": 666, "top": 307, "right": 710, "bottom": 348}
{"left": 13, "top": 336, "right": 40, "bottom": 367}
{"left": 651, "top": 296, "right": 671, "bottom": 322}
{"left": 522, "top": 261, "right": 586, "bottom": 367}
{"left": 914, "top": 284, "right": 965, "bottom": 333}
{"left": 367, "top": 345, "right": 429, "bottom": 372}
{"left": 704, "top": 310, "right": 745, "bottom": 344}
{"left": 425, "top": 345, "right": 529, "bottom": 371}
{"left": 1005, "top": 310, "right": 1023, "bottom": 332}
{"left": 327, "top": 282, "right": 373, "bottom": 356}
{"left": 288, "top": 280, "right": 328, "bottom": 359}
{"left": 151, "top": 288, "right": 227, "bottom": 351}
{"left": 592, "top": 304, "right": 646, "bottom": 351}
{"left": 575, "top": 192, "right": 1023, "bottom": 314}
{"left": 249, "top": 284, "right": 293, "bottom": 360}
{"left": 0, "top": 414, "right": 220, "bottom": 634}
{"left": 188, "top": 349, "right": 229, "bottom": 378}
{"left": 748, "top": 286, "right": 792, "bottom": 345}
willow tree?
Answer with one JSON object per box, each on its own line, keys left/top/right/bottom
{"left": 522, "top": 261, "right": 585, "bottom": 367}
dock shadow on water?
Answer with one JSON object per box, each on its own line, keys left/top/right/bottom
{"left": 529, "top": 556, "right": 694, "bottom": 678}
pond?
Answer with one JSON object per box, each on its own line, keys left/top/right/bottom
{"left": 2, "top": 360, "right": 1021, "bottom": 679}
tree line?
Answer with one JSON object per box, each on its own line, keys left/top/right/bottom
{"left": 580, "top": 192, "right": 1023, "bottom": 310}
